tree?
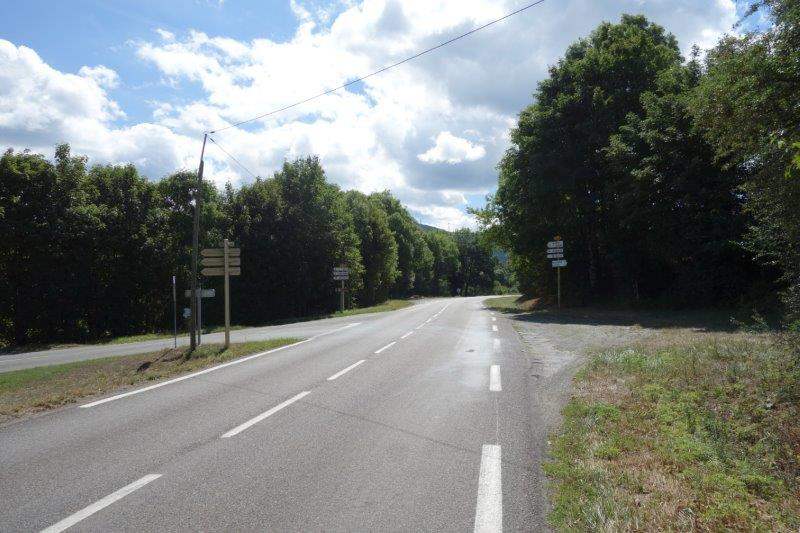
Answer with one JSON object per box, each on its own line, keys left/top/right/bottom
{"left": 424, "top": 231, "right": 460, "bottom": 295}
{"left": 691, "top": 0, "right": 800, "bottom": 320}
{"left": 452, "top": 229, "right": 497, "bottom": 296}
{"left": 229, "top": 157, "right": 361, "bottom": 321}
{"left": 345, "top": 191, "right": 398, "bottom": 306}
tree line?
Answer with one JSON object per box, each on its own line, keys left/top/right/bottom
{"left": 0, "top": 149, "right": 508, "bottom": 346}
{"left": 478, "top": 3, "right": 800, "bottom": 325}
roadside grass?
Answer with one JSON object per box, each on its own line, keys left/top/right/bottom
{"left": 544, "top": 332, "right": 800, "bottom": 531}
{"left": 0, "top": 338, "right": 300, "bottom": 424}
{"left": 484, "top": 295, "right": 530, "bottom": 312}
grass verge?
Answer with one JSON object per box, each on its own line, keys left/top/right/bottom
{"left": 0, "top": 338, "right": 300, "bottom": 425}
{"left": 544, "top": 332, "right": 800, "bottom": 531}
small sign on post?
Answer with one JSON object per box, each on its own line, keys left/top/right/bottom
{"left": 333, "top": 266, "right": 350, "bottom": 311}
{"left": 546, "top": 236, "right": 566, "bottom": 309}
{"left": 201, "top": 241, "right": 241, "bottom": 349}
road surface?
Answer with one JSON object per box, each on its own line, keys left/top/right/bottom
{"left": 0, "top": 302, "right": 434, "bottom": 373}
{"left": 0, "top": 296, "right": 550, "bottom": 531}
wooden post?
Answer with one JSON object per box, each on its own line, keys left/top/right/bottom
{"left": 557, "top": 266, "right": 562, "bottom": 309}
{"left": 224, "top": 238, "right": 231, "bottom": 349}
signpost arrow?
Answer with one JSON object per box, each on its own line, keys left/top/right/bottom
{"left": 552, "top": 259, "right": 567, "bottom": 268}
{"left": 547, "top": 253, "right": 564, "bottom": 259}
{"left": 547, "top": 241, "right": 564, "bottom": 249}
{"left": 201, "top": 257, "right": 241, "bottom": 267}
{"left": 202, "top": 267, "right": 241, "bottom": 276}
{"left": 201, "top": 248, "right": 241, "bottom": 258}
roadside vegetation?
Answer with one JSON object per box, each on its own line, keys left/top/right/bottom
{"left": 545, "top": 331, "right": 800, "bottom": 531}
{"left": 1, "top": 155, "right": 512, "bottom": 350}
{"left": 0, "top": 338, "right": 299, "bottom": 425}
{"left": 476, "top": 2, "right": 800, "bottom": 328}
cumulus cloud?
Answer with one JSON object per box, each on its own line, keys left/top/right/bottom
{"left": 0, "top": 0, "right": 739, "bottom": 229}
{"left": 418, "top": 131, "right": 486, "bottom": 164}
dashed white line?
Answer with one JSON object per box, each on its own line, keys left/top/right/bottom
{"left": 400, "top": 331, "right": 414, "bottom": 339}
{"left": 474, "top": 444, "right": 502, "bottom": 532}
{"left": 327, "top": 359, "right": 366, "bottom": 380}
{"left": 40, "top": 474, "right": 162, "bottom": 533}
{"left": 492, "top": 325, "right": 498, "bottom": 332}
{"left": 221, "top": 391, "right": 311, "bottom": 438}
{"left": 80, "top": 323, "right": 360, "bottom": 408}
{"left": 489, "top": 365, "right": 502, "bottom": 392}
{"left": 491, "top": 317, "right": 496, "bottom": 322}
{"left": 373, "top": 342, "right": 396, "bottom": 355}
{"left": 493, "top": 338, "right": 501, "bottom": 351}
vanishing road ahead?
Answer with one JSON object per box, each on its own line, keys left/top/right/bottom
{"left": 0, "top": 297, "right": 549, "bottom": 531}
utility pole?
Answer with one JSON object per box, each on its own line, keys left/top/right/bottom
{"left": 172, "top": 275, "right": 177, "bottom": 348}
{"left": 223, "top": 238, "right": 231, "bottom": 349}
{"left": 190, "top": 133, "right": 207, "bottom": 351}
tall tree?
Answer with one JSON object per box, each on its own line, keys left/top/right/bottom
{"left": 345, "top": 191, "right": 398, "bottom": 306}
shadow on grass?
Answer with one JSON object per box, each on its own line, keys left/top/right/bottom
{"left": 492, "top": 304, "right": 740, "bottom": 333}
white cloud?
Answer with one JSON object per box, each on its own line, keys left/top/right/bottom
{"left": 418, "top": 131, "right": 486, "bottom": 164}
{"left": 0, "top": 0, "right": 740, "bottom": 229}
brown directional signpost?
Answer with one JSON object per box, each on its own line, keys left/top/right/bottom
{"left": 547, "top": 236, "right": 566, "bottom": 309}
{"left": 201, "top": 239, "right": 241, "bottom": 348}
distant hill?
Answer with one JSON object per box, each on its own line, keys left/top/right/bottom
{"left": 416, "top": 222, "right": 447, "bottom": 233}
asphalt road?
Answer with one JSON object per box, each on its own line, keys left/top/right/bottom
{"left": 0, "top": 296, "right": 549, "bottom": 531}
{"left": 0, "top": 305, "right": 432, "bottom": 373}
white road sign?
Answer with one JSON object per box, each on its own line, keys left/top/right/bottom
{"left": 184, "top": 288, "right": 216, "bottom": 298}
{"left": 552, "top": 260, "right": 567, "bottom": 268}
{"left": 547, "top": 253, "right": 564, "bottom": 259}
{"left": 547, "top": 241, "right": 564, "bottom": 249}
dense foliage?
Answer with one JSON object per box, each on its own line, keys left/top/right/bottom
{"left": 0, "top": 149, "right": 504, "bottom": 345}
{"left": 479, "top": 7, "right": 799, "bottom": 323}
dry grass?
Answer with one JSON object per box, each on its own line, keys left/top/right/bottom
{"left": 545, "top": 330, "right": 800, "bottom": 531}
{"left": 0, "top": 338, "right": 300, "bottom": 425}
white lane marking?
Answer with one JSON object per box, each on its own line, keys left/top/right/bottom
{"left": 493, "top": 338, "right": 501, "bottom": 351}
{"left": 474, "top": 444, "right": 502, "bottom": 533}
{"left": 492, "top": 325, "right": 498, "bottom": 332}
{"left": 41, "top": 474, "right": 161, "bottom": 533}
{"left": 489, "top": 366, "right": 502, "bottom": 392}
{"left": 400, "top": 331, "right": 414, "bottom": 339}
{"left": 221, "top": 391, "right": 311, "bottom": 438}
{"left": 327, "top": 359, "right": 366, "bottom": 380}
{"left": 491, "top": 317, "right": 496, "bottom": 322}
{"left": 373, "top": 341, "right": 396, "bottom": 355}
{"left": 80, "top": 323, "right": 360, "bottom": 408}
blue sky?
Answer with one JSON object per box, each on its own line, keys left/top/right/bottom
{"left": 0, "top": 0, "right": 752, "bottom": 228}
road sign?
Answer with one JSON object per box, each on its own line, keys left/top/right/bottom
{"left": 547, "top": 241, "right": 564, "bottom": 249}
{"left": 333, "top": 267, "right": 350, "bottom": 281}
{"left": 183, "top": 307, "right": 191, "bottom": 318}
{"left": 202, "top": 267, "right": 241, "bottom": 276}
{"left": 552, "top": 260, "right": 567, "bottom": 268}
{"left": 184, "top": 288, "right": 216, "bottom": 298}
{"left": 201, "top": 257, "right": 241, "bottom": 267}
{"left": 547, "top": 253, "right": 564, "bottom": 259}
{"left": 201, "top": 247, "right": 241, "bottom": 258}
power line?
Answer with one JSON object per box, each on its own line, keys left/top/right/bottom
{"left": 208, "top": 136, "right": 260, "bottom": 179}
{"left": 209, "top": 0, "right": 547, "bottom": 134}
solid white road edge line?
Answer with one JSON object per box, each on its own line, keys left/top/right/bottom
{"left": 474, "top": 444, "right": 502, "bottom": 533}
{"left": 80, "top": 323, "right": 360, "bottom": 408}
{"left": 327, "top": 359, "right": 366, "bottom": 380}
{"left": 490, "top": 365, "right": 502, "bottom": 392}
{"left": 400, "top": 331, "right": 414, "bottom": 339}
{"left": 40, "top": 474, "right": 162, "bottom": 533}
{"left": 221, "top": 391, "right": 311, "bottom": 438}
{"left": 373, "top": 341, "right": 396, "bottom": 354}
{"left": 492, "top": 325, "right": 498, "bottom": 332}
